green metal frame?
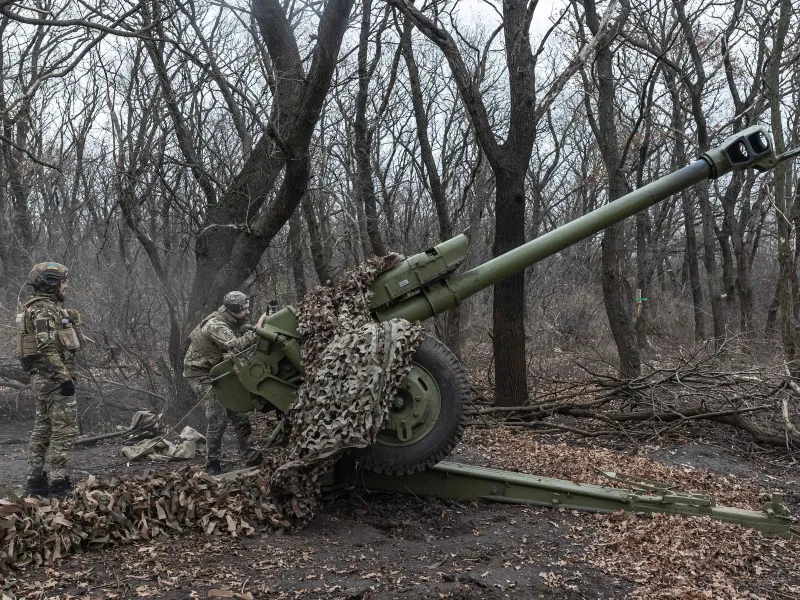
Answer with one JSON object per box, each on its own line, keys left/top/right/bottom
{"left": 208, "top": 125, "right": 800, "bottom": 539}
{"left": 339, "top": 461, "right": 796, "bottom": 537}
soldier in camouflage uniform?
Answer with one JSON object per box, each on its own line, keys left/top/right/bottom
{"left": 184, "top": 291, "right": 263, "bottom": 474}
{"left": 16, "top": 263, "right": 82, "bottom": 498}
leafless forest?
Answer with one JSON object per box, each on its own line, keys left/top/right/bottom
{"left": 1, "top": 0, "right": 800, "bottom": 441}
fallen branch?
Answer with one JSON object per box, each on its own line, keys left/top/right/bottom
{"left": 557, "top": 404, "right": 772, "bottom": 423}
{"left": 73, "top": 411, "right": 160, "bottom": 446}
{"left": 0, "top": 438, "right": 27, "bottom": 446}
{"left": 500, "top": 422, "right": 623, "bottom": 438}
{"left": 93, "top": 378, "right": 169, "bottom": 404}
{"left": 0, "top": 366, "right": 29, "bottom": 384}
{"left": 0, "top": 381, "right": 28, "bottom": 391}
{"left": 73, "top": 425, "right": 154, "bottom": 446}
{"left": 467, "top": 352, "right": 800, "bottom": 452}
{"left": 781, "top": 398, "right": 800, "bottom": 438}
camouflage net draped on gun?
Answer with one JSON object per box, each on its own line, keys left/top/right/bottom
{"left": 0, "top": 255, "right": 423, "bottom": 572}
{"left": 265, "top": 252, "right": 423, "bottom": 519}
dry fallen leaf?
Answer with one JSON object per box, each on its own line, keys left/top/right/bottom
{"left": 207, "top": 590, "right": 253, "bottom": 599}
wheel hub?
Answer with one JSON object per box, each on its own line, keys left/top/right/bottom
{"left": 377, "top": 362, "right": 441, "bottom": 446}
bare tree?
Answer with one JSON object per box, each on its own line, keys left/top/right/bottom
{"left": 573, "top": 0, "right": 642, "bottom": 376}
{"left": 389, "top": 0, "right": 620, "bottom": 405}
{"left": 0, "top": 7, "right": 94, "bottom": 283}
{"left": 768, "top": 0, "right": 799, "bottom": 370}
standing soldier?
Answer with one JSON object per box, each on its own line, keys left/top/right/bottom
{"left": 16, "top": 263, "right": 81, "bottom": 498}
{"left": 184, "top": 291, "right": 263, "bottom": 474}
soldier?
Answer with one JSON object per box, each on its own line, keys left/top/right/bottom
{"left": 184, "top": 291, "right": 263, "bottom": 474}
{"left": 16, "top": 263, "right": 82, "bottom": 498}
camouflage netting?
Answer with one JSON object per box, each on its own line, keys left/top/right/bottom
{"left": 0, "top": 255, "right": 423, "bottom": 573}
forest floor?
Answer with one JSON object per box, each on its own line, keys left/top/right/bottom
{"left": 2, "top": 385, "right": 800, "bottom": 599}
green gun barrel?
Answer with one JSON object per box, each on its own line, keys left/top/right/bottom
{"left": 214, "top": 125, "right": 789, "bottom": 427}
{"left": 374, "top": 125, "right": 778, "bottom": 323}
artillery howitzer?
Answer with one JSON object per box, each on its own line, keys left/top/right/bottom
{"left": 213, "top": 125, "right": 798, "bottom": 477}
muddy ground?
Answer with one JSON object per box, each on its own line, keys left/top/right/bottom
{"left": 1, "top": 413, "right": 799, "bottom": 599}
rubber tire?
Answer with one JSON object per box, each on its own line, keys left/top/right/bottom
{"left": 359, "top": 333, "right": 467, "bottom": 475}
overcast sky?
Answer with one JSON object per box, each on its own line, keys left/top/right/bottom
{"left": 456, "top": 0, "right": 564, "bottom": 34}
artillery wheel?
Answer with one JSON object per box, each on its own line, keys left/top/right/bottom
{"left": 359, "top": 333, "right": 467, "bottom": 475}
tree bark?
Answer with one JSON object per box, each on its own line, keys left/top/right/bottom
{"left": 392, "top": 0, "right": 619, "bottom": 405}
{"left": 581, "top": 0, "right": 639, "bottom": 377}
{"left": 400, "top": 16, "right": 461, "bottom": 357}
{"left": 301, "top": 194, "right": 332, "bottom": 286}
{"left": 289, "top": 209, "right": 307, "bottom": 301}
{"left": 492, "top": 169, "right": 528, "bottom": 404}
{"left": 354, "top": 0, "right": 387, "bottom": 258}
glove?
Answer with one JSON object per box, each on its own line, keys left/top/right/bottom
{"left": 66, "top": 308, "right": 82, "bottom": 325}
{"left": 59, "top": 380, "right": 76, "bottom": 396}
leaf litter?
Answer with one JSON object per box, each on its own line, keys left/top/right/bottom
{"left": 462, "top": 427, "right": 800, "bottom": 598}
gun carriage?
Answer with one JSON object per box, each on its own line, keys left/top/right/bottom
{"left": 210, "top": 126, "right": 799, "bottom": 535}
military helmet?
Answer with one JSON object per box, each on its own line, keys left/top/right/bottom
{"left": 28, "top": 262, "right": 70, "bottom": 293}
{"left": 223, "top": 291, "right": 249, "bottom": 313}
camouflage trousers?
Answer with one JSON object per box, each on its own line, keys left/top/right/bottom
{"left": 27, "top": 374, "right": 78, "bottom": 481}
{"left": 186, "top": 377, "right": 260, "bottom": 465}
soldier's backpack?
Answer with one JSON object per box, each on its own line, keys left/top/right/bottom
{"left": 15, "top": 309, "right": 37, "bottom": 370}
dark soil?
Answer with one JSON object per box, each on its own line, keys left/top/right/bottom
{"left": 0, "top": 418, "right": 210, "bottom": 500}
{"left": 0, "top": 417, "right": 626, "bottom": 599}
{"left": 6, "top": 495, "right": 624, "bottom": 599}
{"left": 1, "top": 414, "right": 797, "bottom": 599}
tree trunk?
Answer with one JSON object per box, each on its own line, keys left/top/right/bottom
{"left": 765, "top": 282, "right": 780, "bottom": 338}
{"left": 682, "top": 191, "right": 706, "bottom": 341}
{"left": 354, "top": 0, "right": 386, "bottom": 258}
{"left": 698, "top": 186, "right": 727, "bottom": 345}
{"left": 400, "top": 16, "right": 461, "bottom": 357}
{"left": 289, "top": 209, "right": 307, "bottom": 301}
{"left": 301, "top": 194, "right": 332, "bottom": 286}
{"left": 583, "top": 0, "right": 639, "bottom": 377}
{"left": 168, "top": 0, "right": 355, "bottom": 424}
{"left": 674, "top": 0, "right": 728, "bottom": 348}
{"left": 493, "top": 170, "right": 528, "bottom": 406}
{"left": 718, "top": 219, "right": 737, "bottom": 319}
{"left": 665, "top": 71, "right": 705, "bottom": 341}
{"left": 0, "top": 102, "right": 34, "bottom": 282}
{"left": 736, "top": 250, "right": 754, "bottom": 335}
{"left": 185, "top": 0, "right": 355, "bottom": 322}
{"left": 635, "top": 212, "right": 649, "bottom": 350}
{"left": 394, "top": 0, "right": 618, "bottom": 406}
{"left": 767, "top": 0, "right": 798, "bottom": 372}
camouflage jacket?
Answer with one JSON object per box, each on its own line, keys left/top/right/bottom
{"left": 19, "top": 293, "right": 80, "bottom": 382}
{"left": 183, "top": 309, "right": 256, "bottom": 376}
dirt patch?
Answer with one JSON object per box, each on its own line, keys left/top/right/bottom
{"left": 0, "top": 419, "right": 210, "bottom": 500}
{"left": 646, "top": 443, "right": 755, "bottom": 477}
{"left": 3, "top": 417, "right": 799, "bottom": 599}
{"left": 6, "top": 495, "right": 623, "bottom": 599}
{"left": 644, "top": 442, "right": 800, "bottom": 514}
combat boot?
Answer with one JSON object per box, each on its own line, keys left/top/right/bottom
{"left": 24, "top": 473, "right": 49, "bottom": 498}
{"left": 49, "top": 477, "right": 72, "bottom": 499}
{"left": 245, "top": 451, "right": 263, "bottom": 468}
{"left": 205, "top": 459, "right": 222, "bottom": 475}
